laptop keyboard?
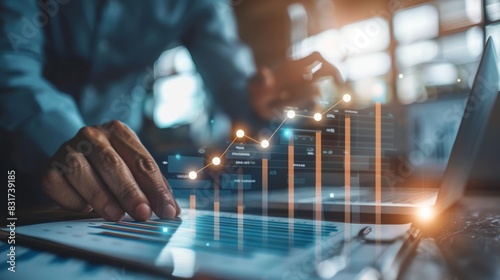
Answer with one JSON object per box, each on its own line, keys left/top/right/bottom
{"left": 95, "top": 215, "right": 339, "bottom": 255}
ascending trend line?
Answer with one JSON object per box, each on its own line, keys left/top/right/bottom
{"left": 187, "top": 93, "right": 352, "bottom": 179}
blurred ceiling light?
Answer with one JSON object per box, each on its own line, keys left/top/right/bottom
{"left": 465, "top": 0, "right": 482, "bottom": 23}
{"left": 393, "top": 5, "right": 439, "bottom": 44}
{"left": 441, "top": 29, "right": 483, "bottom": 64}
{"left": 345, "top": 52, "right": 391, "bottom": 81}
{"left": 424, "top": 63, "right": 458, "bottom": 86}
{"left": 486, "top": 0, "right": 500, "bottom": 21}
{"left": 340, "top": 17, "right": 390, "bottom": 56}
{"left": 396, "top": 40, "right": 439, "bottom": 68}
{"left": 466, "top": 27, "right": 484, "bottom": 58}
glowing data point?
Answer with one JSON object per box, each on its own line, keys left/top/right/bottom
{"left": 399, "top": 74, "right": 404, "bottom": 79}
{"left": 212, "top": 157, "right": 221, "bottom": 166}
{"left": 457, "top": 78, "right": 461, "bottom": 83}
{"left": 342, "top": 93, "right": 352, "bottom": 103}
{"left": 236, "top": 129, "right": 245, "bottom": 138}
{"left": 162, "top": 228, "right": 168, "bottom": 233}
{"left": 329, "top": 193, "right": 334, "bottom": 198}
{"left": 314, "top": 113, "right": 322, "bottom": 121}
{"left": 188, "top": 171, "right": 197, "bottom": 180}
{"left": 287, "top": 110, "right": 296, "bottom": 119}
{"left": 261, "top": 140, "right": 270, "bottom": 148}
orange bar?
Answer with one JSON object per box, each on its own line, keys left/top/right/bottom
{"left": 190, "top": 194, "right": 196, "bottom": 237}
{"left": 315, "top": 130, "right": 322, "bottom": 261}
{"left": 344, "top": 116, "right": 351, "bottom": 258}
{"left": 214, "top": 177, "right": 219, "bottom": 240}
{"left": 375, "top": 102, "right": 381, "bottom": 224}
{"left": 238, "top": 205, "right": 243, "bottom": 251}
{"left": 288, "top": 135, "right": 294, "bottom": 248}
{"left": 344, "top": 116, "right": 351, "bottom": 224}
{"left": 375, "top": 102, "right": 382, "bottom": 251}
{"left": 238, "top": 168, "right": 243, "bottom": 251}
{"left": 262, "top": 158, "right": 268, "bottom": 217}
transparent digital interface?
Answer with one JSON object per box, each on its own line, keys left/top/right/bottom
{"left": 163, "top": 104, "right": 396, "bottom": 195}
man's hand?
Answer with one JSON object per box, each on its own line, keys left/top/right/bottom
{"left": 41, "top": 120, "right": 180, "bottom": 221}
{"left": 249, "top": 52, "right": 344, "bottom": 120}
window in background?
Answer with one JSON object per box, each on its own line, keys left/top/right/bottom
{"left": 393, "top": 5, "right": 439, "bottom": 44}
{"left": 395, "top": 0, "right": 484, "bottom": 104}
{"left": 485, "top": 0, "right": 500, "bottom": 76}
{"left": 486, "top": 0, "right": 500, "bottom": 21}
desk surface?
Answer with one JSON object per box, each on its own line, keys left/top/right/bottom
{"left": 2, "top": 193, "right": 499, "bottom": 280}
{"left": 403, "top": 193, "right": 500, "bottom": 280}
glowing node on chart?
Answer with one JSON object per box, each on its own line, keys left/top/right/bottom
{"left": 329, "top": 193, "right": 334, "bottom": 198}
{"left": 162, "top": 227, "right": 168, "bottom": 233}
{"left": 188, "top": 171, "right": 197, "bottom": 180}
{"left": 261, "top": 140, "right": 270, "bottom": 148}
{"left": 236, "top": 129, "right": 245, "bottom": 138}
{"left": 343, "top": 93, "right": 352, "bottom": 103}
{"left": 314, "top": 113, "right": 322, "bottom": 121}
{"left": 417, "top": 207, "right": 433, "bottom": 221}
{"left": 287, "top": 110, "right": 296, "bottom": 119}
{"left": 212, "top": 157, "right": 221, "bottom": 166}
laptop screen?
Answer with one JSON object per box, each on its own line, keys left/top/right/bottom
{"left": 436, "top": 37, "right": 499, "bottom": 210}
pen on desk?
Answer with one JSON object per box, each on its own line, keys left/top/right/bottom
{"left": 303, "top": 61, "right": 323, "bottom": 81}
{"left": 317, "top": 226, "right": 372, "bottom": 279}
{"left": 356, "top": 227, "right": 422, "bottom": 280}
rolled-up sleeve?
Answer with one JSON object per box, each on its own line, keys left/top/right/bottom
{"left": 0, "top": 0, "right": 85, "bottom": 173}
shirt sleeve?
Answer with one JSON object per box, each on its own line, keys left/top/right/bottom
{"left": 181, "top": 0, "right": 262, "bottom": 127}
{"left": 0, "top": 0, "right": 85, "bottom": 174}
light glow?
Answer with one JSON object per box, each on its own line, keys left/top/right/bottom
{"left": 343, "top": 94, "right": 352, "bottom": 103}
{"left": 212, "top": 157, "right": 221, "bottom": 166}
{"left": 314, "top": 113, "right": 322, "bottom": 121}
{"left": 287, "top": 110, "right": 296, "bottom": 119}
{"left": 417, "top": 207, "right": 434, "bottom": 220}
{"left": 188, "top": 171, "right": 197, "bottom": 180}
{"left": 236, "top": 129, "right": 245, "bottom": 138}
{"left": 261, "top": 140, "right": 270, "bottom": 148}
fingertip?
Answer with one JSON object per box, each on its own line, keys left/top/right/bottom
{"left": 133, "top": 203, "right": 152, "bottom": 221}
{"left": 161, "top": 204, "right": 177, "bottom": 219}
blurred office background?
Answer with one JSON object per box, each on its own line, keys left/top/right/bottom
{"left": 145, "top": 0, "right": 500, "bottom": 189}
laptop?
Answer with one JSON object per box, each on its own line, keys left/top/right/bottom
{"left": 239, "top": 37, "right": 499, "bottom": 218}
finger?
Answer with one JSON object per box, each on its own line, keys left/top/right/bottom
{"left": 163, "top": 175, "right": 181, "bottom": 214}
{"left": 80, "top": 126, "right": 152, "bottom": 221}
{"left": 41, "top": 167, "right": 92, "bottom": 212}
{"left": 62, "top": 148, "right": 125, "bottom": 221}
{"left": 103, "top": 121, "right": 179, "bottom": 219}
{"left": 302, "top": 52, "right": 345, "bottom": 84}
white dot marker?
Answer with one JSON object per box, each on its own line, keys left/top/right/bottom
{"left": 399, "top": 74, "right": 404, "bottom": 79}
{"left": 343, "top": 94, "right": 352, "bottom": 103}
{"left": 162, "top": 228, "right": 168, "bottom": 232}
{"left": 188, "top": 171, "right": 197, "bottom": 180}
{"left": 212, "top": 157, "right": 221, "bottom": 166}
{"left": 261, "top": 140, "right": 270, "bottom": 148}
{"left": 329, "top": 193, "right": 334, "bottom": 198}
{"left": 314, "top": 113, "right": 322, "bottom": 121}
{"left": 236, "top": 129, "right": 245, "bottom": 138}
{"left": 457, "top": 78, "right": 461, "bottom": 83}
{"left": 287, "top": 110, "right": 296, "bottom": 119}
